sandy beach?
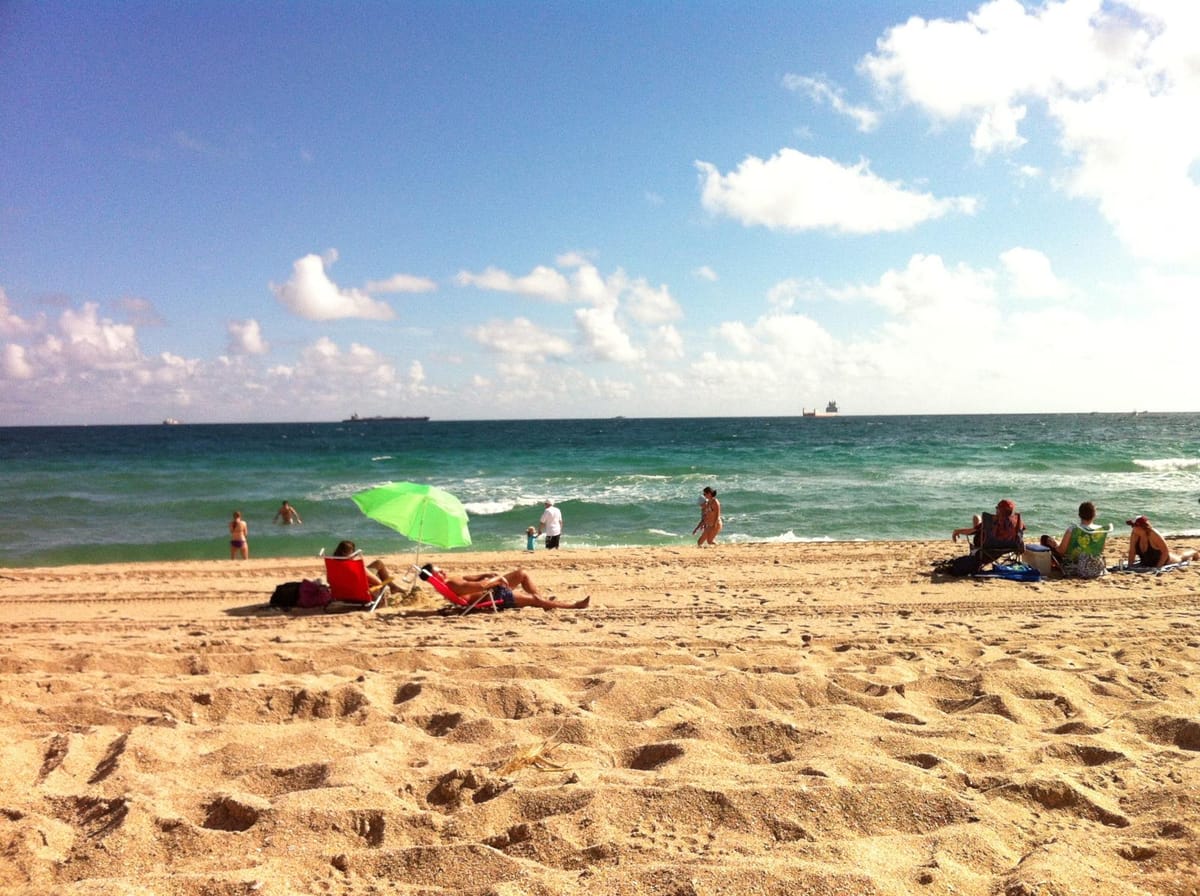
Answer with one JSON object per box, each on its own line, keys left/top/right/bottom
{"left": 2, "top": 538, "right": 1199, "bottom": 895}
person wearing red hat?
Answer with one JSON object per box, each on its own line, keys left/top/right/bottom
{"left": 1126, "top": 516, "right": 1200, "bottom": 568}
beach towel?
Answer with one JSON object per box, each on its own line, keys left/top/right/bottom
{"left": 1108, "top": 562, "right": 1190, "bottom": 576}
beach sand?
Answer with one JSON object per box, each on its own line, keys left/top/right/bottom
{"left": 2, "top": 538, "right": 1199, "bottom": 895}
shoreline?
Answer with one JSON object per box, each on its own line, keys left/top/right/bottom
{"left": 3, "top": 539, "right": 1198, "bottom": 895}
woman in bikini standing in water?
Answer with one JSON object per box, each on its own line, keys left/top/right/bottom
{"left": 697, "top": 486, "right": 722, "bottom": 547}
{"left": 229, "top": 510, "right": 249, "bottom": 559}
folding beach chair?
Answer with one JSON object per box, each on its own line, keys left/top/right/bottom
{"left": 319, "top": 549, "right": 391, "bottom": 612}
{"left": 416, "top": 566, "right": 505, "bottom": 615}
{"left": 977, "top": 510, "right": 1025, "bottom": 567}
{"left": 1059, "top": 524, "right": 1111, "bottom": 578}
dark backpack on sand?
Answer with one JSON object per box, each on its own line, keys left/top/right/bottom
{"left": 269, "top": 581, "right": 302, "bottom": 608}
{"left": 947, "top": 553, "right": 983, "bottom": 576}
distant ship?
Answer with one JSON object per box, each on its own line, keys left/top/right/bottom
{"left": 342, "top": 413, "right": 430, "bottom": 423}
{"left": 802, "top": 401, "right": 839, "bottom": 418}
{"left": 162, "top": 418, "right": 181, "bottom": 425}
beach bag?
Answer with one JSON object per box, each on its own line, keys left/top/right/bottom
{"left": 1073, "top": 553, "right": 1106, "bottom": 579}
{"left": 947, "top": 553, "right": 982, "bottom": 576}
{"left": 297, "top": 578, "right": 333, "bottom": 608}
{"left": 269, "top": 581, "right": 302, "bottom": 608}
{"left": 992, "top": 562, "right": 1040, "bottom": 582}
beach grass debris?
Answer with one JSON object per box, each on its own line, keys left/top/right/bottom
{"left": 500, "top": 721, "right": 569, "bottom": 775}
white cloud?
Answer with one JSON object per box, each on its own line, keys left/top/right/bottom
{"left": 271, "top": 253, "right": 396, "bottom": 321}
{"left": 694, "top": 266, "right": 718, "bottom": 282}
{"left": 783, "top": 73, "right": 880, "bottom": 132}
{"left": 972, "top": 102, "right": 1027, "bottom": 153}
{"left": 0, "top": 287, "right": 35, "bottom": 337}
{"left": 468, "top": 317, "right": 572, "bottom": 359}
{"left": 696, "top": 149, "right": 977, "bottom": 234}
{"left": 861, "top": 0, "right": 1200, "bottom": 262}
{"left": 654, "top": 324, "right": 684, "bottom": 360}
{"left": 57, "top": 303, "right": 140, "bottom": 368}
{"left": 2, "top": 344, "right": 33, "bottom": 379}
{"left": 227, "top": 318, "right": 269, "bottom": 355}
{"left": 575, "top": 304, "right": 642, "bottom": 363}
{"left": 455, "top": 265, "right": 572, "bottom": 302}
{"left": 1000, "top": 247, "right": 1068, "bottom": 298}
{"left": 365, "top": 273, "right": 438, "bottom": 294}
{"left": 623, "top": 279, "right": 682, "bottom": 326}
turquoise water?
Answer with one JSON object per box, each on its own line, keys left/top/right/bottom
{"left": 2, "top": 415, "right": 1198, "bottom": 567}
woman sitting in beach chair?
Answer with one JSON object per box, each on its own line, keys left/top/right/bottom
{"left": 1039, "top": 502, "right": 1110, "bottom": 577}
{"left": 948, "top": 499, "right": 1025, "bottom": 575}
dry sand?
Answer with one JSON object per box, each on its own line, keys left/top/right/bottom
{"left": 2, "top": 538, "right": 1199, "bottom": 896}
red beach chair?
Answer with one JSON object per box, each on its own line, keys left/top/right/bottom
{"left": 320, "top": 549, "right": 391, "bottom": 612}
{"left": 417, "top": 565, "right": 504, "bottom": 615}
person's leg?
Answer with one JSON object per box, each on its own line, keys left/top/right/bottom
{"left": 1039, "top": 534, "right": 1065, "bottom": 562}
{"left": 368, "top": 559, "right": 402, "bottom": 592}
{"left": 510, "top": 593, "right": 589, "bottom": 610}
{"left": 501, "top": 569, "right": 542, "bottom": 598}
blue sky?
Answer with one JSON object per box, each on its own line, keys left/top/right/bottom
{"left": 2, "top": 0, "right": 1197, "bottom": 424}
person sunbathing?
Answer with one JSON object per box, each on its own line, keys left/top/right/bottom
{"left": 1125, "top": 516, "right": 1200, "bottom": 568}
{"left": 420, "top": 563, "right": 589, "bottom": 610}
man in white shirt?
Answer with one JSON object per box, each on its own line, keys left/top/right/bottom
{"left": 537, "top": 499, "right": 563, "bottom": 549}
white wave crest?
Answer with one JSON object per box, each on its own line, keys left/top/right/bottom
{"left": 1133, "top": 458, "right": 1200, "bottom": 472}
{"left": 462, "top": 500, "right": 517, "bottom": 516}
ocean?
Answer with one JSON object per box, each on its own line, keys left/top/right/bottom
{"left": 2, "top": 414, "right": 1198, "bottom": 568}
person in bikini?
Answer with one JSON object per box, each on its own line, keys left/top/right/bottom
{"left": 229, "top": 510, "right": 249, "bottom": 560}
{"left": 696, "top": 486, "right": 722, "bottom": 546}
{"left": 420, "top": 563, "right": 589, "bottom": 610}
{"left": 1126, "top": 516, "right": 1200, "bottom": 568}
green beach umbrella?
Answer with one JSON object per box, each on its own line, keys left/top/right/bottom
{"left": 352, "top": 482, "right": 472, "bottom": 562}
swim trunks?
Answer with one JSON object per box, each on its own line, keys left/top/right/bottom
{"left": 490, "top": 585, "right": 515, "bottom": 608}
{"left": 230, "top": 539, "right": 246, "bottom": 548}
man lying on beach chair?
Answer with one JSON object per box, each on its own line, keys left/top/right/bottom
{"left": 418, "top": 563, "right": 590, "bottom": 613}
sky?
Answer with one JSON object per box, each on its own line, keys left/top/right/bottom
{"left": 2, "top": 0, "right": 1198, "bottom": 425}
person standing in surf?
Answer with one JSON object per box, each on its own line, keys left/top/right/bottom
{"left": 229, "top": 510, "right": 249, "bottom": 559}
{"left": 697, "top": 486, "right": 722, "bottom": 546}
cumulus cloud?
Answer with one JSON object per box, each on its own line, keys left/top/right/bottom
{"left": 458, "top": 259, "right": 682, "bottom": 373}
{"left": 365, "top": 273, "right": 438, "bottom": 294}
{"left": 1000, "top": 247, "right": 1068, "bottom": 298}
{"left": 783, "top": 73, "right": 880, "bottom": 131}
{"left": 57, "top": 303, "right": 140, "bottom": 368}
{"left": 575, "top": 304, "right": 642, "bottom": 363}
{"left": 227, "top": 319, "right": 269, "bottom": 355}
{"left": 694, "top": 266, "right": 719, "bottom": 282}
{"left": 455, "top": 265, "right": 571, "bottom": 301}
{"left": 0, "top": 287, "right": 35, "bottom": 337}
{"left": 468, "top": 317, "right": 572, "bottom": 359}
{"left": 2, "top": 343, "right": 33, "bottom": 379}
{"left": 271, "top": 253, "right": 395, "bottom": 321}
{"left": 696, "top": 149, "right": 978, "bottom": 234}
{"left": 860, "top": 0, "right": 1200, "bottom": 262}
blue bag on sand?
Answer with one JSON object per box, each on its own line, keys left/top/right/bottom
{"left": 989, "top": 562, "right": 1040, "bottom": 582}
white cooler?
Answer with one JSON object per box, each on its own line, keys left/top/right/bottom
{"left": 1023, "top": 544, "right": 1054, "bottom": 576}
